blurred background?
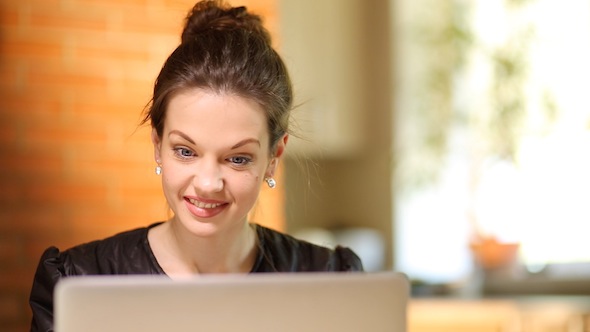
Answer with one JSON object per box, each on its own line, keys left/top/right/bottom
{"left": 1, "top": 0, "right": 590, "bottom": 331}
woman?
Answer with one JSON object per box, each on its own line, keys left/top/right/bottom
{"left": 29, "top": 1, "right": 363, "bottom": 330}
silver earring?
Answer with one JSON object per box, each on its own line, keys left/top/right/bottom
{"left": 265, "top": 177, "right": 276, "bottom": 188}
{"left": 155, "top": 165, "right": 162, "bottom": 175}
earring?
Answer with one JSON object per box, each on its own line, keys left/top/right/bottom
{"left": 265, "top": 177, "right": 276, "bottom": 189}
{"left": 155, "top": 165, "right": 162, "bottom": 175}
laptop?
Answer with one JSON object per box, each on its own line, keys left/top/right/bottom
{"left": 54, "top": 272, "right": 409, "bottom": 332}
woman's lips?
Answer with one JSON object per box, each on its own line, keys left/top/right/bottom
{"left": 184, "top": 197, "right": 227, "bottom": 218}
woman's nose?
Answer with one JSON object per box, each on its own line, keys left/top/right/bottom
{"left": 193, "top": 159, "right": 224, "bottom": 193}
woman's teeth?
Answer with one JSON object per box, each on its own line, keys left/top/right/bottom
{"left": 188, "top": 198, "right": 223, "bottom": 209}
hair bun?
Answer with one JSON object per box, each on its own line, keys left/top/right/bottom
{"left": 181, "top": 0, "right": 271, "bottom": 45}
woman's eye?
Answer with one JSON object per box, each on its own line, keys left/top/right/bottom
{"left": 174, "top": 147, "right": 194, "bottom": 158}
{"left": 228, "top": 156, "right": 252, "bottom": 166}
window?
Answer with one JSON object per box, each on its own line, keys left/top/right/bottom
{"left": 394, "top": 0, "right": 590, "bottom": 285}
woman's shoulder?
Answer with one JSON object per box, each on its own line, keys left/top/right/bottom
{"left": 29, "top": 223, "right": 163, "bottom": 331}
{"left": 38, "top": 222, "right": 162, "bottom": 276}
{"left": 253, "top": 224, "right": 364, "bottom": 272}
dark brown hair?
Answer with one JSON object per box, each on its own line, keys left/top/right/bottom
{"left": 142, "top": 0, "right": 292, "bottom": 151}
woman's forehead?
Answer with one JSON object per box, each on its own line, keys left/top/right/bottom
{"left": 164, "top": 88, "right": 270, "bottom": 147}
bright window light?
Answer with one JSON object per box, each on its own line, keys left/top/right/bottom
{"left": 394, "top": 0, "right": 590, "bottom": 282}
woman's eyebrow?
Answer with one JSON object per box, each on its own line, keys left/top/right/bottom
{"left": 231, "top": 138, "right": 260, "bottom": 149}
{"left": 168, "top": 130, "right": 195, "bottom": 144}
{"left": 168, "top": 130, "right": 259, "bottom": 150}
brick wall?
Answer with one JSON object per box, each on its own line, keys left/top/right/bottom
{"left": 0, "top": 0, "right": 280, "bottom": 330}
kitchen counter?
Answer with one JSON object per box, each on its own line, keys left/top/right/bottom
{"left": 408, "top": 295, "right": 590, "bottom": 332}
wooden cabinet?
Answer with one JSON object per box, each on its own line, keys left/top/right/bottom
{"left": 278, "top": 0, "right": 395, "bottom": 267}
{"left": 277, "top": 0, "right": 370, "bottom": 157}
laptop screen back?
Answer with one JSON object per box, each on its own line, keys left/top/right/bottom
{"left": 55, "top": 272, "right": 409, "bottom": 332}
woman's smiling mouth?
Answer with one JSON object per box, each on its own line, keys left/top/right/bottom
{"left": 187, "top": 198, "right": 224, "bottom": 209}
{"left": 184, "top": 197, "right": 228, "bottom": 218}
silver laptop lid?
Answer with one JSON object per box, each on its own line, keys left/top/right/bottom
{"left": 55, "top": 272, "right": 409, "bottom": 332}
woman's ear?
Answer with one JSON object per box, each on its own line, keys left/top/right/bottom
{"left": 151, "top": 128, "right": 162, "bottom": 163}
{"left": 266, "top": 134, "right": 288, "bottom": 177}
{"left": 274, "top": 134, "right": 288, "bottom": 159}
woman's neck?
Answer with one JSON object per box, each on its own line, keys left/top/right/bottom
{"left": 148, "top": 219, "right": 258, "bottom": 277}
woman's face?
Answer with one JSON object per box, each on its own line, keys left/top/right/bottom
{"left": 152, "top": 88, "right": 285, "bottom": 237}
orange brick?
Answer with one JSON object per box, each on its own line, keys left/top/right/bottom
{"left": 29, "top": 7, "right": 108, "bottom": 31}
{"left": 75, "top": 0, "right": 152, "bottom": 7}
{"left": 0, "top": 265, "right": 35, "bottom": 292}
{"left": 0, "top": 236, "right": 23, "bottom": 264}
{"left": 13, "top": 85, "right": 112, "bottom": 108}
{"left": 119, "top": 183, "right": 165, "bottom": 206}
{"left": 65, "top": 207, "right": 157, "bottom": 244}
{"left": 70, "top": 95, "right": 151, "bottom": 122}
{"left": 118, "top": 9, "right": 184, "bottom": 35}
{"left": 0, "top": 207, "right": 66, "bottom": 235}
{"left": 0, "top": 62, "right": 25, "bottom": 93}
{"left": 0, "top": 123, "right": 18, "bottom": 146}
{"left": 1, "top": 22, "right": 69, "bottom": 42}
{"left": 0, "top": 152, "right": 63, "bottom": 180}
{"left": 27, "top": 70, "right": 109, "bottom": 89}
{"left": 0, "top": 323, "right": 30, "bottom": 332}
{"left": 75, "top": 44, "right": 150, "bottom": 62}
{"left": 0, "top": 179, "right": 25, "bottom": 206}
{"left": 71, "top": 157, "right": 146, "bottom": 181}
{"left": 160, "top": 0, "right": 197, "bottom": 8}
{"left": 0, "top": 38, "right": 62, "bottom": 59}
{"left": 24, "top": 180, "right": 109, "bottom": 207}
{"left": 23, "top": 122, "right": 107, "bottom": 151}
{"left": 0, "top": 8, "right": 20, "bottom": 27}
{"left": 0, "top": 97, "right": 61, "bottom": 119}
{"left": 0, "top": 293, "right": 22, "bottom": 322}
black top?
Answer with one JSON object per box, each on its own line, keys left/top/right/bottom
{"left": 29, "top": 223, "right": 363, "bottom": 332}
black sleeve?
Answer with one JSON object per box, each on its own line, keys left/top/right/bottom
{"left": 334, "top": 246, "right": 364, "bottom": 272}
{"left": 29, "top": 247, "right": 68, "bottom": 332}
